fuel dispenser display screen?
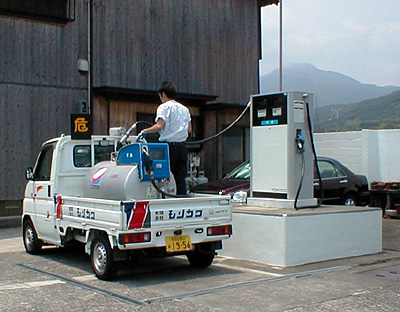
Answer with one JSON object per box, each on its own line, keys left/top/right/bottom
{"left": 252, "top": 93, "right": 287, "bottom": 126}
{"left": 149, "top": 148, "right": 166, "bottom": 161}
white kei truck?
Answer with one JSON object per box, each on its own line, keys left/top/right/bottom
{"left": 22, "top": 129, "right": 233, "bottom": 280}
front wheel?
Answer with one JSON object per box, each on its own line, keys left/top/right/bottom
{"left": 23, "top": 220, "right": 42, "bottom": 254}
{"left": 187, "top": 247, "right": 215, "bottom": 268}
{"left": 90, "top": 235, "right": 118, "bottom": 281}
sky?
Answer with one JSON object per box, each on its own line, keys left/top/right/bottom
{"left": 259, "top": 0, "right": 400, "bottom": 87}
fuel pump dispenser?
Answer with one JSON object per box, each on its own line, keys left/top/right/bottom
{"left": 222, "top": 92, "right": 381, "bottom": 266}
{"left": 248, "top": 92, "right": 317, "bottom": 208}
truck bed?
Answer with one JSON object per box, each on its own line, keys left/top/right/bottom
{"left": 58, "top": 193, "right": 232, "bottom": 250}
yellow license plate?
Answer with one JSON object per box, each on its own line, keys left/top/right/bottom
{"left": 165, "top": 235, "right": 194, "bottom": 253}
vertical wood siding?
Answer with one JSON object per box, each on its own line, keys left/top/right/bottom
{"left": 0, "top": 1, "right": 87, "bottom": 200}
{"left": 93, "top": 0, "right": 260, "bottom": 104}
{"left": 1, "top": 0, "right": 261, "bottom": 201}
{"left": 0, "top": 85, "right": 86, "bottom": 200}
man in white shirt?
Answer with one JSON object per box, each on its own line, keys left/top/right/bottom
{"left": 139, "top": 81, "right": 192, "bottom": 195}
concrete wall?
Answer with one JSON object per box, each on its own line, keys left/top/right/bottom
{"left": 314, "top": 129, "right": 400, "bottom": 183}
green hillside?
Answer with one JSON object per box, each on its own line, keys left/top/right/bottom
{"left": 314, "top": 90, "right": 400, "bottom": 132}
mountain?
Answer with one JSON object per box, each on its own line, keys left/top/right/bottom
{"left": 314, "top": 89, "right": 400, "bottom": 132}
{"left": 260, "top": 63, "right": 399, "bottom": 106}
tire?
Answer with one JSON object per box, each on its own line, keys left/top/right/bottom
{"left": 90, "top": 235, "right": 118, "bottom": 281}
{"left": 187, "top": 247, "right": 215, "bottom": 268}
{"left": 23, "top": 220, "right": 42, "bottom": 255}
{"left": 343, "top": 195, "right": 357, "bottom": 206}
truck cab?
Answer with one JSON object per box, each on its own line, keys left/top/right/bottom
{"left": 24, "top": 135, "right": 118, "bottom": 244}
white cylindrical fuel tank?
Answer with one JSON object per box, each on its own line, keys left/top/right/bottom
{"left": 83, "top": 161, "right": 176, "bottom": 200}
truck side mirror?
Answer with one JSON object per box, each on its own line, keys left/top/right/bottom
{"left": 26, "top": 167, "right": 34, "bottom": 181}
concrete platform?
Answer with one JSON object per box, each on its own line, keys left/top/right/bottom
{"left": 221, "top": 204, "right": 382, "bottom": 267}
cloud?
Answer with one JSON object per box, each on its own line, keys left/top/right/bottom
{"left": 260, "top": 0, "right": 400, "bottom": 86}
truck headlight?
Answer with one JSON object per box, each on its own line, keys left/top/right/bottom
{"left": 232, "top": 191, "right": 247, "bottom": 203}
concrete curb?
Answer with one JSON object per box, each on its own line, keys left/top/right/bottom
{"left": 0, "top": 216, "right": 21, "bottom": 229}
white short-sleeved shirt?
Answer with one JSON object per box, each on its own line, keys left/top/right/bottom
{"left": 155, "top": 100, "right": 191, "bottom": 142}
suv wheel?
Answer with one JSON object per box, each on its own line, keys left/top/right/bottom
{"left": 343, "top": 195, "right": 357, "bottom": 206}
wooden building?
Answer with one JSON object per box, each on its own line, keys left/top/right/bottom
{"left": 0, "top": 0, "right": 278, "bottom": 214}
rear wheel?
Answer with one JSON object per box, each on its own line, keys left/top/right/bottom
{"left": 343, "top": 194, "right": 357, "bottom": 206}
{"left": 90, "top": 235, "right": 118, "bottom": 280}
{"left": 23, "top": 220, "right": 42, "bottom": 254}
{"left": 187, "top": 246, "right": 215, "bottom": 268}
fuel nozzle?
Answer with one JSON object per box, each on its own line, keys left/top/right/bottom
{"left": 117, "top": 123, "right": 138, "bottom": 150}
{"left": 296, "top": 130, "right": 305, "bottom": 152}
{"left": 142, "top": 148, "right": 154, "bottom": 176}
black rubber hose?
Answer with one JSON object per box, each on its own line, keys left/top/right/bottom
{"left": 117, "top": 121, "right": 153, "bottom": 150}
{"left": 294, "top": 100, "right": 323, "bottom": 210}
{"left": 132, "top": 101, "right": 252, "bottom": 198}
{"left": 294, "top": 148, "right": 305, "bottom": 210}
{"left": 306, "top": 100, "right": 324, "bottom": 206}
{"left": 150, "top": 178, "right": 192, "bottom": 198}
{"left": 142, "top": 149, "right": 191, "bottom": 198}
{"left": 185, "top": 101, "right": 251, "bottom": 145}
{"left": 127, "top": 101, "right": 250, "bottom": 146}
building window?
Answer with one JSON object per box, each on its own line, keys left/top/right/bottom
{"left": 222, "top": 126, "right": 249, "bottom": 176}
{"left": 0, "top": 0, "right": 75, "bottom": 24}
{"left": 187, "top": 116, "right": 203, "bottom": 143}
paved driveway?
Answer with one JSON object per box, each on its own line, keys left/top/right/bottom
{"left": 0, "top": 219, "right": 399, "bottom": 311}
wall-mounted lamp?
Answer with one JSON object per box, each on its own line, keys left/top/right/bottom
{"left": 77, "top": 59, "right": 89, "bottom": 74}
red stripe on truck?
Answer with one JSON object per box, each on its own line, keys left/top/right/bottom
{"left": 128, "top": 201, "right": 149, "bottom": 229}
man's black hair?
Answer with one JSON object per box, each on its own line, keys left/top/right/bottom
{"left": 157, "top": 81, "right": 176, "bottom": 99}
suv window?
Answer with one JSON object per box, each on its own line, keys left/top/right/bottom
{"left": 316, "top": 160, "right": 345, "bottom": 179}
{"left": 34, "top": 143, "right": 56, "bottom": 181}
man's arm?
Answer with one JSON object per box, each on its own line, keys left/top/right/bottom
{"left": 142, "top": 119, "right": 165, "bottom": 134}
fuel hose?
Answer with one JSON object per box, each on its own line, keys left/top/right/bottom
{"left": 117, "top": 121, "right": 153, "bottom": 150}
{"left": 185, "top": 101, "right": 251, "bottom": 145}
{"left": 120, "top": 99, "right": 324, "bottom": 205}
{"left": 121, "top": 101, "right": 252, "bottom": 198}
{"left": 294, "top": 100, "right": 324, "bottom": 210}
{"left": 141, "top": 149, "right": 191, "bottom": 198}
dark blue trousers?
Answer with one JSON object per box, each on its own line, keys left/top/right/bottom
{"left": 168, "top": 142, "right": 187, "bottom": 195}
